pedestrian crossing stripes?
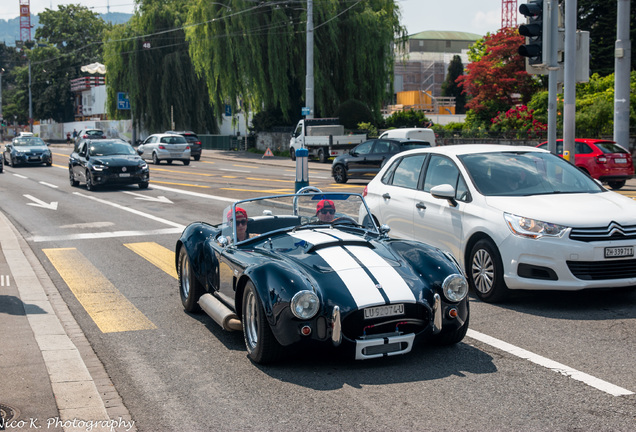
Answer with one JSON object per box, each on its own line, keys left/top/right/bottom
{"left": 1, "top": 275, "right": 10, "bottom": 287}
{"left": 43, "top": 247, "right": 158, "bottom": 333}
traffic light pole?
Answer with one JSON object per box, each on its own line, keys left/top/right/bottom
{"left": 614, "top": 0, "right": 631, "bottom": 152}
{"left": 546, "top": 0, "right": 558, "bottom": 155}
{"left": 562, "top": 0, "right": 577, "bottom": 162}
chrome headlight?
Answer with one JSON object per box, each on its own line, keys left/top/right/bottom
{"left": 442, "top": 274, "right": 468, "bottom": 302}
{"left": 290, "top": 290, "right": 320, "bottom": 319}
{"left": 504, "top": 213, "right": 567, "bottom": 239}
{"left": 91, "top": 164, "right": 106, "bottom": 172}
{"left": 139, "top": 160, "right": 148, "bottom": 170}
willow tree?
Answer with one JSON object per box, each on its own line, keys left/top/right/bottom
{"left": 185, "top": 0, "right": 405, "bottom": 124}
{"left": 103, "top": 0, "right": 217, "bottom": 133}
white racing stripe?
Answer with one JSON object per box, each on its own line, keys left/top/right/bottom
{"left": 289, "top": 229, "right": 415, "bottom": 307}
{"left": 467, "top": 329, "right": 634, "bottom": 397}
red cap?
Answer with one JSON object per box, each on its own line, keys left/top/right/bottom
{"left": 227, "top": 207, "right": 247, "bottom": 221}
{"left": 316, "top": 199, "right": 335, "bottom": 213}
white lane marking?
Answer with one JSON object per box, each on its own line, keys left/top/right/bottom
{"left": 73, "top": 192, "right": 185, "bottom": 229}
{"left": 39, "top": 181, "right": 59, "bottom": 189}
{"left": 24, "top": 194, "right": 58, "bottom": 210}
{"left": 13, "top": 173, "right": 28, "bottom": 179}
{"left": 150, "top": 184, "right": 236, "bottom": 203}
{"left": 219, "top": 168, "right": 250, "bottom": 173}
{"left": 29, "top": 227, "right": 183, "bottom": 243}
{"left": 346, "top": 245, "right": 415, "bottom": 304}
{"left": 60, "top": 222, "right": 115, "bottom": 229}
{"left": 467, "top": 329, "right": 634, "bottom": 397}
{"left": 1, "top": 275, "right": 10, "bottom": 287}
{"left": 123, "top": 191, "right": 173, "bottom": 203}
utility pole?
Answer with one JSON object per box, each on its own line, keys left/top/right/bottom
{"left": 614, "top": 0, "right": 631, "bottom": 151}
{"left": 546, "top": 0, "right": 558, "bottom": 155}
{"left": 28, "top": 58, "right": 33, "bottom": 132}
{"left": 305, "top": 0, "right": 314, "bottom": 119}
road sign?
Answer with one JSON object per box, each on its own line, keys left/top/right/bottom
{"left": 117, "top": 92, "right": 131, "bottom": 110}
{"left": 301, "top": 107, "right": 311, "bottom": 116}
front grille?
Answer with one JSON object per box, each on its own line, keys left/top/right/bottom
{"left": 342, "top": 304, "right": 430, "bottom": 340}
{"left": 567, "top": 259, "right": 636, "bottom": 280}
{"left": 569, "top": 222, "right": 636, "bottom": 242}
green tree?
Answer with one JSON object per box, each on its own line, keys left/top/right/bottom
{"left": 578, "top": 0, "right": 636, "bottom": 76}
{"left": 383, "top": 109, "right": 431, "bottom": 128}
{"left": 103, "top": 0, "right": 217, "bottom": 133}
{"left": 441, "top": 54, "right": 466, "bottom": 114}
{"left": 184, "top": 0, "right": 404, "bottom": 126}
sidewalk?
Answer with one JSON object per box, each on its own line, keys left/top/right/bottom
{"left": 0, "top": 211, "right": 136, "bottom": 432}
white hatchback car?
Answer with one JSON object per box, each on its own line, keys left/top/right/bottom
{"left": 138, "top": 133, "right": 191, "bottom": 165}
{"left": 363, "top": 144, "right": 636, "bottom": 302}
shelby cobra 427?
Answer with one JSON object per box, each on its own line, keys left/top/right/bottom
{"left": 175, "top": 188, "right": 470, "bottom": 364}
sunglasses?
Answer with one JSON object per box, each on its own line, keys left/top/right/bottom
{"left": 235, "top": 219, "right": 248, "bottom": 226}
{"left": 319, "top": 209, "right": 335, "bottom": 215}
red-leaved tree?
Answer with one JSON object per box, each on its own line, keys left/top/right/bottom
{"left": 457, "top": 27, "right": 540, "bottom": 125}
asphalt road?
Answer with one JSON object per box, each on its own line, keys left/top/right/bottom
{"left": 1, "top": 146, "right": 635, "bottom": 431}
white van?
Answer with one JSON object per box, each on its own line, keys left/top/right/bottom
{"left": 378, "top": 128, "right": 436, "bottom": 146}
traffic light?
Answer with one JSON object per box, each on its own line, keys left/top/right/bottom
{"left": 518, "top": 0, "right": 548, "bottom": 66}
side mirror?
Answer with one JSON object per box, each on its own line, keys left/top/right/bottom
{"left": 430, "top": 184, "right": 458, "bottom": 207}
{"left": 137, "top": 146, "right": 144, "bottom": 155}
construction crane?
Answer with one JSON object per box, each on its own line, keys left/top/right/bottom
{"left": 19, "top": 0, "right": 32, "bottom": 45}
{"left": 501, "top": 0, "right": 518, "bottom": 29}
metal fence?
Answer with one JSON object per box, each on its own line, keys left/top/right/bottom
{"left": 199, "top": 135, "right": 256, "bottom": 150}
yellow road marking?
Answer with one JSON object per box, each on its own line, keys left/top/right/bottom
{"left": 43, "top": 248, "right": 156, "bottom": 333}
{"left": 124, "top": 242, "right": 177, "bottom": 279}
{"left": 233, "top": 163, "right": 258, "bottom": 169}
{"left": 246, "top": 177, "right": 294, "bottom": 184}
{"left": 220, "top": 187, "right": 293, "bottom": 193}
{"left": 151, "top": 167, "right": 216, "bottom": 176}
{"left": 150, "top": 180, "right": 211, "bottom": 188}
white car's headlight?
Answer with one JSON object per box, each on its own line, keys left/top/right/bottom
{"left": 290, "top": 290, "right": 320, "bottom": 319}
{"left": 504, "top": 213, "right": 567, "bottom": 239}
{"left": 442, "top": 274, "right": 468, "bottom": 302}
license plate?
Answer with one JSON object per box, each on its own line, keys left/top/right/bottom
{"left": 364, "top": 304, "right": 404, "bottom": 320}
{"left": 615, "top": 158, "right": 627, "bottom": 164}
{"left": 604, "top": 246, "right": 634, "bottom": 258}
{"left": 29, "top": 156, "right": 40, "bottom": 161}
{"left": 119, "top": 173, "right": 131, "bottom": 177}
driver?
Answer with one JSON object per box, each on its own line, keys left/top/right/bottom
{"left": 227, "top": 207, "right": 249, "bottom": 241}
{"left": 316, "top": 199, "right": 336, "bottom": 223}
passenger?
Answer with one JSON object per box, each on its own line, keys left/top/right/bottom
{"left": 316, "top": 199, "right": 336, "bottom": 223}
{"left": 227, "top": 207, "right": 249, "bottom": 241}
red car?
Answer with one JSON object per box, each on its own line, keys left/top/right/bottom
{"left": 537, "top": 139, "right": 634, "bottom": 189}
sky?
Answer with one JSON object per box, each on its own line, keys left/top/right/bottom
{"left": 2, "top": 0, "right": 515, "bottom": 37}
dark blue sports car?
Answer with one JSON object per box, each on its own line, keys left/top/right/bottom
{"left": 176, "top": 188, "right": 469, "bottom": 364}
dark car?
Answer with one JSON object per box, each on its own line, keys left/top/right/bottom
{"left": 537, "top": 139, "right": 634, "bottom": 189}
{"left": 176, "top": 188, "right": 469, "bottom": 364}
{"left": 69, "top": 139, "right": 149, "bottom": 190}
{"left": 3, "top": 135, "right": 52, "bottom": 167}
{"left": 166, "top": 131, "right": 202, "bottom": 161}
{"left": 74, "top": 128, "right": 106, "bottom": 148}
{"left": 332, "top": 138, "right": 431, "bottom": 183}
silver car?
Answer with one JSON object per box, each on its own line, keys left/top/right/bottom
{"left": 138, "top": 133, "right": 191, "bottom": 165}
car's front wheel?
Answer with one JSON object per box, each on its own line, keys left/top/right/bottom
{"left": 468, "top": 239, "right": 508, "bottom": 302}
{"left": 608, "top": 180, "right": 626, "bottom": 190}
{"left": 178, "top": 247, "right": 202, "bottom": 313}
{"left": 333, "top": 165, "right": 348, "bottom": 183}
{"left": 85, "top": 170, "right": 95, "bottom": 191}
{"left": 69, "top": 168, "right": 79, "bottom": 186}
{"left": 242, "top": 281, "right": 283, "bottom": 364}
{"left": 138, "top": 181, "right": 149, "bottom": 189}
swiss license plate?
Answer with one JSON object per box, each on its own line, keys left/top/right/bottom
{"left": 615, "top": 158, "right": 627, "bottom": 164}
{"left": 119, "top": 173, "right": 131, "bottom": 177}
{"left": 29, "top": 156, "right": 40, "bottom": 161}
{"left": 364, "top": 304, "right": 404, "bottom": 320}
{"left": 604, "top": 246, "right": 634, "bottom": 258}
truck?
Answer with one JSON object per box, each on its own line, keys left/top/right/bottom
{"left": 289, "top": 118, "right": 367, "bottom": 163}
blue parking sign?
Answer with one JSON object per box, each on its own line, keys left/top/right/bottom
{"left": 117, "top": 92, "right": 131, "bottom": 110}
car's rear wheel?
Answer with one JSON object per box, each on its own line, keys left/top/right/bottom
{"left": 608, "top": 180, "right": 626, "bottom": 190}
{"left": 85, "top": 170, "right": 95, "bottom": 191}
{"left": 333, "top": 165, "right": 348, "bottom": 183}
{"left": 289, "top": 148, "right": 296, "bottom": 161}
{"left": 178, "top": 247, "right": 202, "bottom": 313}
{"left": 69, "top": 168, "right": 79, "bottom": 186}
{"left": 468, "top": 239, "right": 508, "bottom": 302}
{"left": 183, "top": 159, "right": 190, "bottom": 166}
{"left": 318, "top": 148, "right": 328, "bottom": 163}
{"left": 242, "top": 281, "right": 283, "bottom": 364}
{"left": 152, "top": 152, "right": 160, "bottom": 165}
{"left": 194, "top": 155, "right": 201, "bottom": 161}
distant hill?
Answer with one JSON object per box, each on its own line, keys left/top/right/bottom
{"left": 0, "top": 12, "right": 132, "bottom": 47}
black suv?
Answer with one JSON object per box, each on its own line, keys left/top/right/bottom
{"left": 165, "top": 131, "right": 202, "bottom": 161}
{"left": 331, "top": 138, "right": 431, "bottom": 183}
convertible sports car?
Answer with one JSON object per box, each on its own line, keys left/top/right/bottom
{"left": 176, "top": 188, "right": 470, "bottom": 364}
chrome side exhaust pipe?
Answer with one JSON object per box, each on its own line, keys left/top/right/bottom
{"left": 198, "top": 293, "right": 242, "bottom": 331}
